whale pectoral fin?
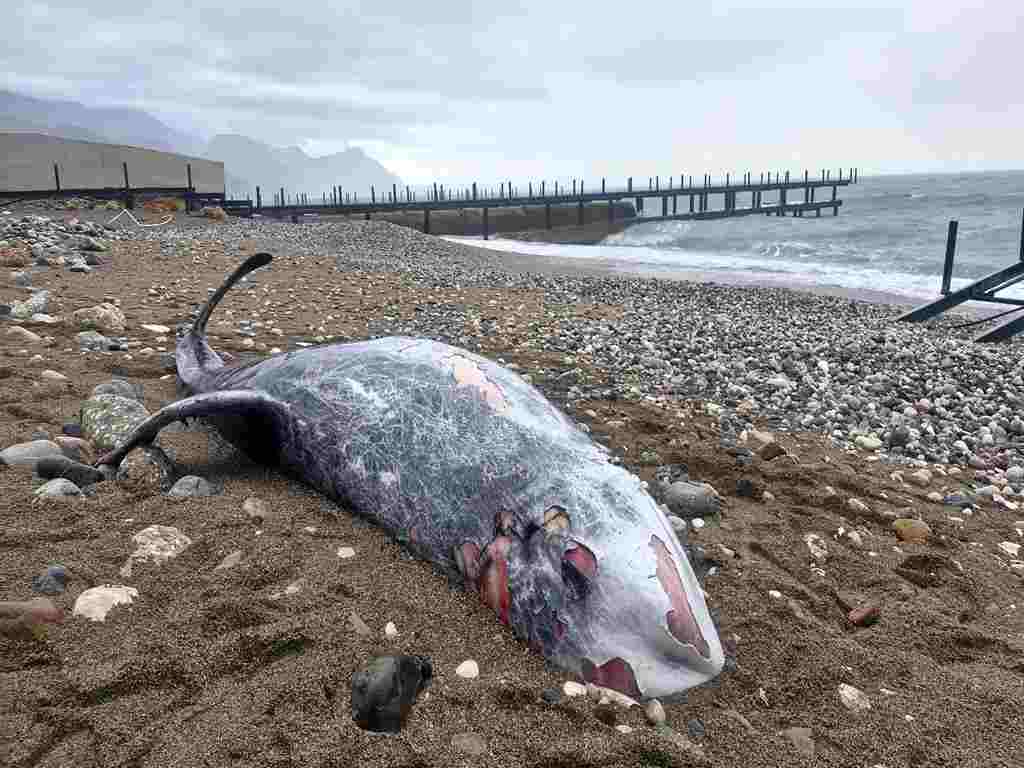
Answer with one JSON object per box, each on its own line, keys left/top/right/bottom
{"left": 95, "top": 390, "right": 287, "bottom": 468}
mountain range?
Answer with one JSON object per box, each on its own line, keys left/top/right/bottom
{"left": 0, "top": 89, "right": 402, "bottom": 197}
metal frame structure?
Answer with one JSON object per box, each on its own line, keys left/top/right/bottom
{"left": 897, "top": 209, "right": 1024, "bottom": 341}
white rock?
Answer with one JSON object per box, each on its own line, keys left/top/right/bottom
{"left": 998, "top": 541, "right": 1021, "bottom": 557}
{"left": 455, "top": 659, "right": 479, "bottom": 679}
{"left": 855, "top": 435, "right": 883, "bottom": 451}
{"left": 615, "top": 725, "right": 634, "bottom": 734}
{"left": 838, "top": 683, "right": 871, "bottom": 712}
{"left": 336, "top": 546, "right": 356, "bottom": 559}
{"left": 73, "top": 585, "right": 138, "bottom": 622}
{"left": 768, "top": 589, "right": 783, "bottom": 599}
{"left": 140, "top": 324, "right": 171, "bottom": 334}
{"left": 587, "top": 683, "right": 639, "bottom": 708}
{"left": 40, "top": 369, "right": 68, "bottom": 381}
{"left": 34, "top": 478, "right": 82, "bottom": 498}
{"left": 384, "top": 621, "right": 399, "bottom": 638}
{"left": 120, "top": 524, "right": 191, "bottom": 577}
{"left": 563, "top": 681, "right": 587, "bottom": 697}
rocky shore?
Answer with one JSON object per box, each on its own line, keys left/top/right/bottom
{"left": 1, "top": 206, "right": 1022, "bottom": 767}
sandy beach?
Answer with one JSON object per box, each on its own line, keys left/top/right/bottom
{"left": 2, "top": 203, "right": 1023, "bottom": 767}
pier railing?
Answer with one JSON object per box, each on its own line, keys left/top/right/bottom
{"left": 249, "top": 167, "right": 858, "bottom": 238}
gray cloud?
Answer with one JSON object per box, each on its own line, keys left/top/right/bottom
{"left": 2, "top": 0, "right": 1022, "bottom": 179}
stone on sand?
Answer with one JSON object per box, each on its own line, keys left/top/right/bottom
{"left": 80, "top": 394, "right": 149, "bottom": 452}
{"left": 73, "top": 585, "right": 138, "bottom": 622}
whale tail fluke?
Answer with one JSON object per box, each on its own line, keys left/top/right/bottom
{"left": 177, "top": 252, "right": 273, "bottom": 389}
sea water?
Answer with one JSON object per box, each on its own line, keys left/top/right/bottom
{"left": 447, "top": 170, "right": 1024, "bottom": 303}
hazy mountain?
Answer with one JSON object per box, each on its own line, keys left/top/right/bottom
{"left": 0, "top": 89, "right": 204, "bottom": 155}
{"left": 206, "top": 134, "right": 402, "bottom": 201}
{"left": 0, "top": 89, "right": 403, "bottom": 199}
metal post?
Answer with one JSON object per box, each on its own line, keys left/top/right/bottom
{"left": 256, "top": 186, "right": 261, "bottom": 209}
{"left": 541, "top": 180, "right": 546, "bottom": 197}
{"left": 1019, "top": 208, "right": 1024, "bottom": 262}
{"left": 483, "top": 206, "right": 489, "bottom": 240}
{"left": 53, "top": 163, "right": 60, "bottom": 192}
{"left": 941, "top": 220, "right": 958, "bottom": 294}
{"left": 122, "top": 161, "right": 133, "bottom": 209}
{"left": 602, "top": 178, "right": 606, "bottom": 194}
{"left": 627, "top": 177, "right": 632, "bottom": 193}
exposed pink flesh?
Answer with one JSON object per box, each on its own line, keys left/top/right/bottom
{"left": 583, "top": 657, "right": 642, "bottom": 699}
{"left": 479, "top": 536, "right": 512, "bottom": 625}
{"left": 564, "top": 542, "right": 597, "bottom": 579}
{"left": 649, "top": 535, "right": 710, "bottom": 657}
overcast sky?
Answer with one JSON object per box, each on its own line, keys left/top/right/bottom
{"left": 4, "top": 0, "right": 1021, "bottom": 183}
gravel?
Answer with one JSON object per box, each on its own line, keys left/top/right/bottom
{"left": 126, "top": 216, "right": 1024, "bottom": 471}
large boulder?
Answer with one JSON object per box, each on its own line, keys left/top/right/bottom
{"left": 0, "top": 440, "right": 64, "bottom": 469}
{"left": 80, "top": 394, "right": 149, "bottom": 453}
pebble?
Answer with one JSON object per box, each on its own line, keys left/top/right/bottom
{"left": 337, "top": 546, "right": 356, "bottom": 559}
{"left": 686, "top": 718, "right": 706, "bottom": 739}
{"left": 838, "top": 683, "right": 871, "bottom": 711}
{"left": 242, "top": 496, "right": 271, "bottom": 523}
{"left": 855, "top": 435, "right": 883, "bottom": 451}
{"left": 73, "top": 585, "right": 138, "bottom": 622}
{"left": 644, "top": 699, "right": 667, "bottom": 725}
{"left": 348, "top": 611, "right": 373, "bottom": 636}
{"left": 168, "top": 475, "right": 217, "bottom": 497}
{"left": 31, "top": 565, "right": 68, "bottom": 595}
{"left": 5, "top": 326, "right": 42, "bottom": 344}
{"left": 908, "top": 469, "right": 933, "bottom": 487}
{"left": 120, "top": 525, "right": 191, "bottom": 577}
{"left": 892, "top": 518, "right": 931, "bottom": 544}
{"left": 848, "top": 604, "right": 881, "bottom": 626}
{"left": 34, "top": 478, "right": 82, "bottom": 498}
{"left": 563, "top": 681, "right": 587, "bottom": 697}
{"left": 455, "top": 659, "right": 480, "bottom": 679}
{"left": 115, "top": 447, "right": 170, "bottom": 494}
{"left": 662, "top": 480, "right": 720, "bottom": 519}
{"left": 384, "top": 621, "right": 399, "bottom": 638}
{"left": 0, "top": 439, "right": 64, "bottom": 468}
{"left": 998, "top": 542, "right": 1021, "bottom": 557}
{"left": 350, "top": 654, "right": 432, "bottom": 733}
{"left": 541, "top": 687, "right": 562, "bottom": 705}
{"left": 214, "top": 550, "right": 243, "bottom": 572}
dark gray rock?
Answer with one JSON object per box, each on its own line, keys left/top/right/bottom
{"left": 351, "top": 655, "right": 432, "bottom": 733}
{"left": 31, "top": 565, "right": 68, "bottom": 595}
{"left": 35, "top": 455, "right": 105, "bottom": 487}
{"left": 61, "top": 423, "right": 83, "bottom": 438}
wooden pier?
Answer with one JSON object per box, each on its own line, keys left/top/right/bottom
{"left": 247, "top": 168, "right": 858, "bottom": 239}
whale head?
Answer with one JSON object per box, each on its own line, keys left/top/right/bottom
{"left": 463, "top": 462, "right": 725, "bottom": 700}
